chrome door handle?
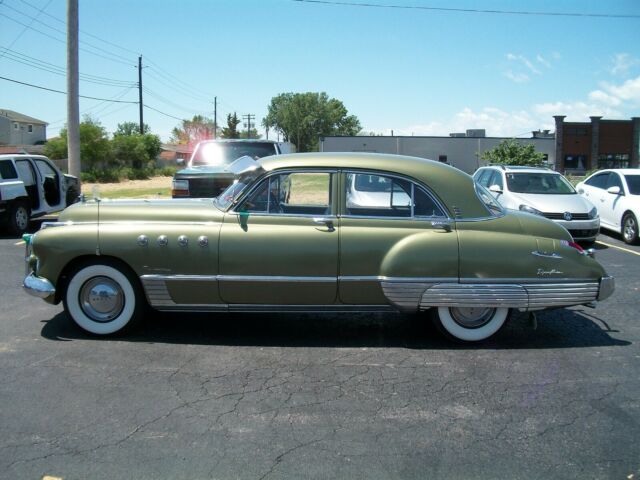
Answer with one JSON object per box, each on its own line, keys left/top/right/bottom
{"left": 313, "top": 217, "right": 335, "bottom": 231}
{"left": 431, "top": 220, "right": 452, "bottom": 231}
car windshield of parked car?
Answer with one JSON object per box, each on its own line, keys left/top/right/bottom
{"left": 506, "top": 173, "right": 575, "bottom": 194}
{"left": 624, "top": 175, "right": 640, "bottom": 195}
{"left": 190, "top": 142, "right": 276, "bottom": 167}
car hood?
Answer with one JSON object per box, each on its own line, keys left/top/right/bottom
{"left": 58, "top": 198, "right": 224, "bottom": 223}
{"left": 508, "top": 192, "right": 595, "bottom": 213}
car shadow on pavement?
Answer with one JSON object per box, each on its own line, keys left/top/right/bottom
{"left": 40, "top": 308, "right": 630, "bottom": 350}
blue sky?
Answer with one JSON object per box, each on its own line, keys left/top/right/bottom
{"left": 1, "top": 0, "right": 639, "bottom": 141}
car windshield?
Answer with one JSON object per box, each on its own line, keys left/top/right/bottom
{"left": 475, "top": 183, "right": 504, "bottom": 217}
{"left": 213, "top": 156, "right": 264, "bottom": 210}
{"left": 625, "top": 175, "right": 640, "bottom": 195}
{"left": 505, "top": 172, "right": 575, "bottom": 194}
{"left": 191, "top": 142, "right": 276, "bottom": 167}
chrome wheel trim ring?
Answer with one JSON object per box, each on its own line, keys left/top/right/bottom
{"left": 79, "top": 276, "right": 125, "bottom": 323}
{"left": 449, "top": 307, "right": 495, "bottom": 329}
{"left": 624, "top": 216, "right": 636, "bottom": 242}
{"left": 15, "top": 206, "right": 29, "bottom": 230}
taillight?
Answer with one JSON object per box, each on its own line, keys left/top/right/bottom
{"left": 560, "top": 239, "right": 591, "bottom": 256}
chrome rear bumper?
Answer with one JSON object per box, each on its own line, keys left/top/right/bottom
{"left": 23, "top": 272, "right": 55, "bottom": 300}
{"left": 598, "top": 276, "right": 615, "bottom": 301}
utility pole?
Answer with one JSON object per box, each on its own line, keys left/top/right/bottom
{"left": 138, "top": 56, "right": 144, "bottom": 134}
{"left": 243, "top": 114, "right": 255, "bottom": 139}
{"left": 66, "top": 0, "right": 81, "bottom": 183}
{"left": 213, "top": 96, "right": 217, "bottom": 139}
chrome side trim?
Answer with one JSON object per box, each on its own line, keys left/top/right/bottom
{"left": 152, "top": 304, "right": 395, "bottom": 313}
{"left": 420, "top": 284, "right": 528, "bottom": 308}
{"left": 419, "top": 282, "right": 600, "bottom": 310}
{"left": 23, "top": 273, "right": 56, "bottom": 300}
{"left": 217, "top": 275, "right": 335, "bottom": 283}
{"left": 339, "top": 276, "right": 453, "bottom": 283}
{"left": 381, "top": 282, "right": 436, "bottom": 310}
{"left": 531, "top": 251, "right": 563, "bottom": 259}
{"left": 140, "top": 277, "right": 175, "bottom": 307}
{"left": 141, "top": 274, "right": 218, "bottom": 282}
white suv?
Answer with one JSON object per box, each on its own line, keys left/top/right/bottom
{"left": 474, "top": 165, "right": 599, "bottom": 242}
{"left": 0, "top": 154, "right": 79, "bottom": 235}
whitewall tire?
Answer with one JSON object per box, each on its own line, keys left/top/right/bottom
{"left": 433, "top": 307, "right": 510, "bottom": 342}
{"left": 63, "top": 262, "right": 143, "bottom": 335}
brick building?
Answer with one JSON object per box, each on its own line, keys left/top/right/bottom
{"left": 554, "top": 115, "right": 640, "bottom": 173}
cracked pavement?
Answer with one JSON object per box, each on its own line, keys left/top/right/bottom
{"left": 1, "top": 232, "right": 639, "bottom": 479}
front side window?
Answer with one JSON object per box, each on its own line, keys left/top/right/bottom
{"left": 345, "top": 172, "right": 445, "bottom": 218}
{"left": 605, "top": 172, "right": 623, "bottom": 190}
{"left": 505, "top": 172, "right": 575, "bottom": 194}
{"left": 625, "top": 175, "right": 640, "bottom": 195}
{"left": 475, "top": 169, "right": 492, "bottom": 187}
{"left": 238, "top": 172, "right": 332, "bottom": 216}
{"left": 475, "top": 183, "right": 504, "bottom": 217}
{"left": 584, "top": 172, "right": 610, "bottom": 190}
{"left": 488, "top": 171, "right": 503, "bottom": 190}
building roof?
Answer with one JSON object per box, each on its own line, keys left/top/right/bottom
{"left": 0, "top": 109, "right": 48, "bottom": 125}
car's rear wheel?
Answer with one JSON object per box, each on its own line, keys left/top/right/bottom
{"left": 63, "top": 261, "right": 144, "bottom": 335}
{"left": 8, "top": 201, "right": 30, "bottom": 236}
{"left": 622, "top": 213, "right": 638, "bottom": 245}
{"left": 432, "top": 306, "right": 509, "bottom": 342}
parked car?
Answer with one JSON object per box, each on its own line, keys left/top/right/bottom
{"left": 23, "top": 153, "right": 613, "bottom": 342}
{"left": 171, "top": 139, "right": 294, "bottom": 198}
{"left": 474, "top": 165, "right": 600, "bottom": 243}
{"left": 0, "top": 154, "right": 79, "bottom": 235}
{"left": 576, "top": 169, "right": 640, "bottom": 244}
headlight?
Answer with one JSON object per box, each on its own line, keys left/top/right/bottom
{"left": 172, "top": 179, "right": 190, "bottom": 196}
{"left": 588, "top": 206, "right": 598, "bottom": 219}
{"left": 519, "top": 204, "right": 543, "bottom": 216}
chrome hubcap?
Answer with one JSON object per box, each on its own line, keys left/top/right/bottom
{"left": 15, "top": 207, "right": 28, "bottom": 230}
{"left": 449, "top": 307, "right": 495, "bottom": 329}
{"left": 79, "top": 276, "right": 124, "bottom": 322}
{"left": 624, "top": 217, "right": 636, "bottom": 241}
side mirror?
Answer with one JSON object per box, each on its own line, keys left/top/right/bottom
{"left": 489, "top": 184, "right": 503, "bottom": 194}
{"left": 577, "top": 187, "right": 584, "bottom": 194}
{"left": 607, "top": 186, "right": 622, "bottom": 195}
{"left": 176, "top": 158, "right": 185, "bottom": 166}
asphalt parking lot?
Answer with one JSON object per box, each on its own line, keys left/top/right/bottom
{"left": 1, "top": 226, "right": 639, "bottom": 480}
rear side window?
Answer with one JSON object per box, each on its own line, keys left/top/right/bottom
{"left": 15, "top": 160, "right": 36, "bottom": 186}
{"left": 0, "top": 160, "right": 18, "bottom": 179}
{"left": 585, "top": 172, "right": 610, "bottom": 189}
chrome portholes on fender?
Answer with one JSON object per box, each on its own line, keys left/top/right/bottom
{"left": 63, "top": 262, "right": 144, "bottom": 335}
{"left": 432, "top": 307, "right": 510, "bottom": 343}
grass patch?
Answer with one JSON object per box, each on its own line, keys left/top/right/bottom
{"left": 96, "top": 187, "right": 172, "bottom": 199}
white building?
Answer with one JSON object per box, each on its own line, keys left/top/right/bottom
{"left": 0, "top": 109, "right": 48, "bottom": 146}
{"left": 320, "top": 130, "right": 556, "bottom": 174}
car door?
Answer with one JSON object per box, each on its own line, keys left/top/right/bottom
{"left": 218, "top": 170, "right": 339, "bottom": 305}
{"left": 338, "top": 171, "right": 458, "bottom": 306}
{"left": 14, "top": 158, "right": 41, "bottom": 213}
{"left": 581, "top": 172, "right": 611, "bottom": 227}
{"left": 34, "top": 158, "right": 64, "bottom": 211}
{"left": 602, "top": 172, "right": 626, "bottom": 228}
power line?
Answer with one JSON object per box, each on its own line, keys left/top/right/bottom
{"left": 0, "top": 75, "right": 138, "bottom": 103}
{"left": 0, "top": 0, "right": 52, "bottom": 60}
{"left": 0, "top": 12, "right": 136, "bottom": 67}
{"left": 292, "top": 0, "right": 640, "bottom": 18}
{"left": 17, "top": 0, "right": 141, "bottom": 56}
{"left": 0, "top": 46, "right": 136, "bottom": 87}
{"left": 143, "top": 104, "right": 185, "bottom": 121}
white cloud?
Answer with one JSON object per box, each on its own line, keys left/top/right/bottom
{"left": 610, "top": 53, "right": 639, "bottom": 76}
{"left": 600, "top": 75, "right": 640, "bottom": 102}
{"left": 588, "top": 89, "right": 622, "bottom": 106}
{"left": 504, "top": 70, "right": 529, "bottom": 83}
{"left": 506, "top": 53, "right": 541, "bottom": 75}
{"left": 533, "top": 101, "right": 621, "bottom": 121}
{"left": 536, "top": 54, "right": 551, "bottom": 68}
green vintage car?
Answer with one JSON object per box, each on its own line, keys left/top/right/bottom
{"left": 23, "top": 153, "right": 614, "bottom": 342}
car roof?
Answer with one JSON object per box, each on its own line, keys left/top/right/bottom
{"left": 0, "top": 154, "right": 49, "bottom": 160}
{"left": 592, "top": 168, "right": 640, "bottom": 174}
{"left": 197, "top": 139, "right": 278, "bottom": 145}
{"left": 258, "top": 152, "right": 490, "bottom": 219}
{"left": 483, "top": 165, "right": 556, "bottom": 174}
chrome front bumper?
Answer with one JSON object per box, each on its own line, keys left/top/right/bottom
{"left": 23, "top": 272, "right": 56, "bottom": 300}
{"left": 598, "top": 275, "right": 615, "bottom": 301}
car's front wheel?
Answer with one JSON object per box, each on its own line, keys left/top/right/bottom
{"left": 63, "top": 261, "right": 144, "bottom": 335}
{"left": 432, "top": 306, "right": 510, "bottom": 342}
{"left": 622, "top": 212, "right": 638, "bottom": 245}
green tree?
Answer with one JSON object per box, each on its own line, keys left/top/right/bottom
{"left": 43, "top": 116, "right": 111, "bottom": 169}
{"left": 480, "top": 139, "right": 546, "bottom": 167}
{"left": 221, "top": 113, "right": 241, "bottom": 139}
{"left": 263, "top": 92, "right": 361, "bottom": 152}
{"left": 115, "top": 121, "right": 150, "bottom": 136}
{"left": 112, "top": 132, "right": 161, "bottom": 170}
{"left": 170, "top": 115, "right": 215, "bottom": 144}
{"left": 239, "top": 128, "right": 262, "bottom": 139}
